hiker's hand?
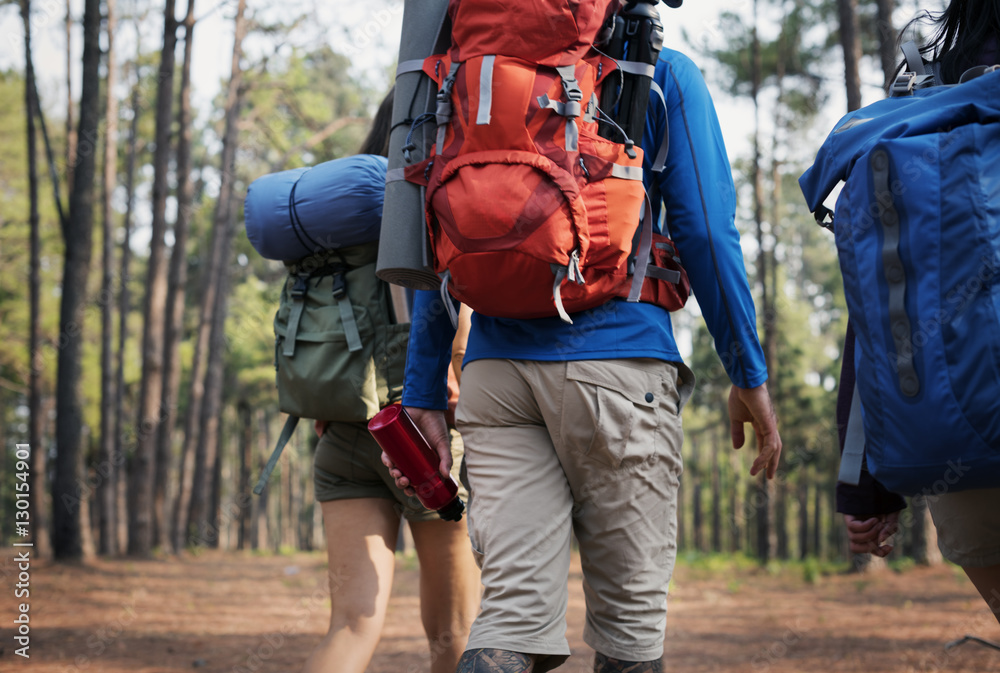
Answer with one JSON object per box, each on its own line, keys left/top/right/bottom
{"left": 729, "top": 383, "right": 782, "bottom": 479}
{"left": 381, "top": 407, "right": 452, "bottom": 496}
{"left": 845, "top": 512, "right": 899, "bottom": 557}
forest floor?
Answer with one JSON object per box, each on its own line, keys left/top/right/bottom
{"left": 2, "top": 547, "right": 1000, "bottom": 673}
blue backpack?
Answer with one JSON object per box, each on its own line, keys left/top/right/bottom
{"left": 799, "top": 68, "right": 1000, "bottom": 497}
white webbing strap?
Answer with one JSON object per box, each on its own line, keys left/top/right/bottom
{"left": 649, "top": 80, "right": 669, "bottom": 172}
{"left": 477, "top": 55, "right": 495, "bottom": 125}
{"left": 551, "top": 266, "right": 573, "bottom": 324}
{"left": 439, "top": 271, "right": 459, "bottom": 329}
{"left": 838, "top": 382, "right": 866, "bottom": 486}
{"left": 396, "top": 59, "right": 426, "bottom": 76}
{"left": 616, "top": 61, "right": 656, "bottom": 78}
{"left": 610, "top": 164, "right": 644, "bottom": 181}
{"left": 626, "top": 194, "right": 655, "bottom": 302}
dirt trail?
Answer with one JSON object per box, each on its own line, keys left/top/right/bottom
{"left": 1, "top": 549, "right": 998, "bottom": 672}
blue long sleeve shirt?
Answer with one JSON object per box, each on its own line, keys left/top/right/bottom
{"left": 403, "top": 48, "right": 767, "bottom": 410}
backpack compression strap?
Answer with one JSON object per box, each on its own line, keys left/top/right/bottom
{"left": 254, "top": 415, "right": 299, "bottom": 495}
{"left": 283, "top": 266, "right": 364, "bottom": 357}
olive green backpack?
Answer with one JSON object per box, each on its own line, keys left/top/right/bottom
{"left": 254, "top": 241, "right": 409, "bottom": 493}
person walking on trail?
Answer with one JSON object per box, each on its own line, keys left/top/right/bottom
{"left": 840, "top": 0, "right": 1000, "bottom": 628}
{"left": 384, "top": 45, "right": 783, "bottom": 673}
{"left": 301, "top": 89, "right": 481, "bottom": 673}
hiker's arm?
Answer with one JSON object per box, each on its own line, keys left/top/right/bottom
{"left": 648, "top": 52, "right": 768, "bottom": 391}
{"left": 728, "top": 383, "right": 782, "bottom": 479}
{"left": 383, "top": 290, "right": 459, "bottom": 488}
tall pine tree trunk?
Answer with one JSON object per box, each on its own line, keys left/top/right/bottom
{"left": 237, "top": 400, "right": 251, "bottom": 550}
{"left": 114, "top": 73, "right": 140, "bottom": 556}
{"left": 156, "top": 0, "right": 197, "bottom": 553}
{"left": 64, "top": 0, "right": 76, "bottom": 193}
{"left": 186, "top": 0, "right": 247, "bottom": 546}
{"left": 53, "top": 0, "right": 101, "bottom": 561}
{"left": 876, "top": 0, "right": 897, "bottom": 90}
{"left": 22, "top": 0, "right": 52, "bottom": 560}
{"left": 751, "top": 0, "right": 776, "bottom": 564}
{"left": 128, "top": 0, "right": 178, "bottom": 556}
{"left": 98, "top": 0, "right": 119, "bottom": 557}
{"left": 838, "top": 0, "right": 863, "bottom": 111}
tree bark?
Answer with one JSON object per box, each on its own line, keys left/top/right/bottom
{"left": 186, "top": 0, "right": 248, "bottom": 546}
{"left": 837, "top": 0, "right": 863, "bottom": 111}
{"left": 114, "top": 72, "right": 140, "bottom": 557}
{"left": 237, "top": 400, "right": 251, "bottom": 550}
{"left": 128, "top": 0, "right": 178, "bottom": 556}
{"left": 156, "top": 0, "right": 197, "bottom": 553}
{"left": 751, "top": 0, "right": 776, "bottom": 564}
{"left": 875, "top": 0, "right": 897, "bottom": 90}
{"left": 98, "top": 0, "right": 119, "bottom": 557}
{"left": 52, "top": 0, "right": 101, "bottom": 562}
{"left": 22, "top": 0, "right": 52, "bottom": 560}
{"left": 691, "top": 435, "right": 703, "bottom": 552}
{"left": 65, "top": 0, "right": 76, "bottom": 194}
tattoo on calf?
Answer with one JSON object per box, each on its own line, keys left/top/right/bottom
{"left": 456, "top": 648, "right": 534, "bottom": 673}
{"left": 593, "top": 652, "right": 664, "bottom": 673}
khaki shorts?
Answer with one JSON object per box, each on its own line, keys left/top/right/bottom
{"left": 313, "top": 420, "right": 468, "bottom": 522}
{"left": 456, "top": 358, "right": 691, "bottom": 668}
{"left": 926, "top": 487, "right": 1000, "bottom": 567}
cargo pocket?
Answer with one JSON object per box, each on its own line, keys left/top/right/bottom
{"left": 563, "top": 360, "right": 664, "bottom": 470}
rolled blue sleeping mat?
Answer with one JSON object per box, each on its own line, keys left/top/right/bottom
{"left": 244, "top": 154, "right": 388, "bottom": 262}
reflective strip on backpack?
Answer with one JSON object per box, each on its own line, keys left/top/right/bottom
{"left": 477, "top": 55, "right": 495, "bottom": 125}
{"left": 385, "top": 167, "right": 406, "bottom": 183}
{"left": 872, "top": 148, "right": 919, "bottom": 397}
{"left": 649, "top": 81, "right": 669, "bottom": 173}
{"left": 838, "top": 383, "right": 866, "bottom": 486}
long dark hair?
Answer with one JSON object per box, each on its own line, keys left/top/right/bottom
{"left": 357, "top": 86, "right": 395, "bottom": 158}
{"left": 898, "top": 0, "right": 1000, "bottom": 84}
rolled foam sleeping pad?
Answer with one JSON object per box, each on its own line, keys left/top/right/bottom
{"left": 375, "top": 0, "right": 450, "bottom": 291}
{"left": 244, "top": 154, "right": 388, "bottom": 263}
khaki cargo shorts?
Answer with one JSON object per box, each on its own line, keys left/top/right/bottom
{"left": 455, "top": 357, "right": 692, "bottom": 669}
{"left": 926, "top": 487, "right": 1000, "bottom": 567}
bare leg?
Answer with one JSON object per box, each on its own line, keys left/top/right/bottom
{"left": 457, "top": 649, "right": 534, "bottom": 672}
{"left": 593, "top": 653, "right": 663, "bottom": 672}
{"left": 962, "top": 564, "right": 1000, "bottom": 627}
{"left": 410, "top": 517, "right": 482, "bottom": 673}
{"left": 301, "top": 498, "right": 400, "bottom": 673}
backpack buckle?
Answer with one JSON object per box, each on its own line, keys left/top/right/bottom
{"left": 291, "top": 274, "right": 309, "bottom": 299}
{"left": 331, "top": 273, "right": 347, "bottom": 300}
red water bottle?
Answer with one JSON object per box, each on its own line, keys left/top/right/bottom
{"left": 368, "top": 404, "right": 465, "bottom": 521}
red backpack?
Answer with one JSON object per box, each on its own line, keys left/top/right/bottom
{"left": 404, "top": 0, "right": 689, "bottom": 322}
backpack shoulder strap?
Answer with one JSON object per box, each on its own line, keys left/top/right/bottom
{"left": 901, "top": 40, "right": 927, "bottom": 76}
